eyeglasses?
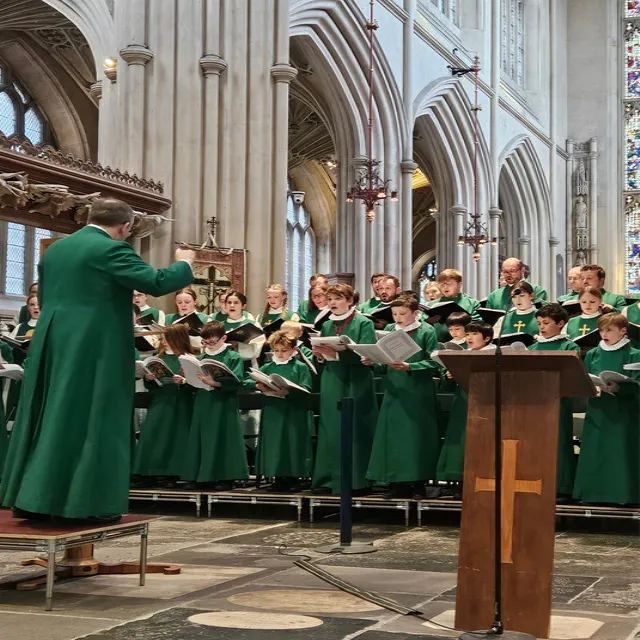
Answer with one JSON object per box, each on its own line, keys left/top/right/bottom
{"left": 201, "top": 339, "right": 220, "bottom": 347}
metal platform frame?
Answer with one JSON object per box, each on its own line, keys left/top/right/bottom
{"left": 309, "top": 495, "right": 412, "bottom": 526}
{"left": 129, "top": 490, "right": 202, "bottom": 517}
{"left": 0, "top": 520, "right": 149, "bottom": 610}
{"left": 205, "top": 490, "right": 304, "bottom": 521}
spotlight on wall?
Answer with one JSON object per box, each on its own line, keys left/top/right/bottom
{"left": 103, "top": 57, "right": 117, "bottom": 83}
{"left": 104, "top": 57, "right": 117, "bottom": 69}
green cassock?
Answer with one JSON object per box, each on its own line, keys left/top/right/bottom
{"left": 557, "top": 291, "right": 579, "bottom": 303}
{"left": 573, "top": 341, "right": 640, "bottom": 505}
{"left": 500, "top": 309, "right": 538, "bottom": 337}
{"left": 566, "top": 314, "right": 600, "bottom": 340}
{"left": 431, "top": 293, "right": 482, "bottom": 342}
{"left": 366, "top": 323, "right": 441, "bottom": 484}
{"left": 133, "top": 353, "right": 194, "bottom": 477}
{"left": 486, "top": 282, "right": 548, "bottom": 311}
{"left": 5, "top": 320, "right": 36, "bottom": 422}
{"left": 0, "top": 225, "right": 193, "bottom": 518}
{"left": 139, "top": 307, "right": 161, "bottom": 324}
{"left": 296, "top": 299, "right": 311, "bottom": 321}
{"left": 250, "top": 359, "right": 314, "bottom": 478}
{"left": 258, "top": 310, "right": 296, "bottom": 326}
{"left": 436, "top": 375, "right": 468, "bottom": 482}
{"left": 599, "top": 289, "right": 626, "bottom": 312}
{"left": 625, "top": 303, "right": 640, "bottom": 347}
{"left": 182, "top": 348, "right": 249, "bottom": 483}
{"left": 528, "top": 336, "right": 581, "bottom": 495}
{"left": 357, "top": 297, "right": 383, "bottom": 314}
{"left": 0, "top": 341, "right": 13, "bottom": 479}
{"left": 299, "top": 305, "right": 328, "bottom": 326}
{"left": 312, "top": 312, "right": 378, "bottom": 493}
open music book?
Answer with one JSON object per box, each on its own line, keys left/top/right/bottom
{"left": 178, "top": 354, "right": 240, "bottom": 390}
{"left": 589, "top": 370, "right": 639, "bottom": 394}
{"left": 248, "top": 368, "right": 310, "bottom": 394}
{"left": 309, "top": 335, "right": 355, "bottom": 352}
{"left": 0, "top": 363, "right": 23, "bottom": 381}
{"left": 346, "top": 330, "right": 421, "bottom": 364}
{"left": 136, "top": 356, "right": 175, "bottom": 386}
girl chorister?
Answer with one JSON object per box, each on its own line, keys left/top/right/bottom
{"left": 166, "top": 288, "right": 210, "bottom": 350}
{"left": 250, "top": 331, "right": 314, "bottom": 492}
{"left": 223, "top": 290, "right": 265, "bottom": 367}
{"left": 256, "top": 284, "right": 299, "bottom": 327}
{"left": 564, "top": 286, "right": 603, "bottom": 340}
{"left": 182, "top": 321, "right": 249, "bottom": 490}
{"left": 298, "top": 283, "right": 329, "bottom": 326}
{"left": 10, "top": 294, "right": 39, "bottom": 341}
{"left": 133, "top": 324, "right": 195, "bottom": 487}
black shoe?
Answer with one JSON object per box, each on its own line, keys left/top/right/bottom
{"left": 311, "top": 486, "right": 332, "bottom": 495}
{"left": 85, "top": 515, "right": 122, "bottom": 525}
{"left": 212, "top": 482, "right": 233, "bottom": 491}
{"left": 352, "top": 488, "right": 371, "bottom": 497}
{"left": 12, "top": 507, "right": 52, "bottom": 522}
{"left": 383, "top": 485, "right": 413, "bottom": 499}
{"left": 422, "top": 486, "right": 442, "bottom": 499}
{"left": 180, "top": 482, "right": 200, "bottom": 491}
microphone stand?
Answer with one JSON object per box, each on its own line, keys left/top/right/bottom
{"left": 460, "top": 311, "right": 535, "bottom": 639}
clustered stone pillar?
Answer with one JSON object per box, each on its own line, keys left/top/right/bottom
{"left": 489, "top": 207, "right": 502, "bottom": 290}
{"left": 451, "top": 205, "right": 467, "bottom": 274}
{"left": 400, "top": 160, "right": 418, "bottom": 286}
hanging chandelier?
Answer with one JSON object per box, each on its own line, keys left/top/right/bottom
{"left": 345, "top": 0, "right": 397, "bottom": 222}
{"left": 451, "top": 56, "right": 496, "bottom": 261}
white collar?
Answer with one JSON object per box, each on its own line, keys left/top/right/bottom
{"left": 599, "top": 337, "right": 630, "bottom": 351}
{"left": 139, "top": 304, "right": 150, "bottom": 312}
{"left": 27, "top": 318, "right": 37, "bottom": 327}
{"left": 205, "top": 343, "right": 228, "bottom": 356}
{"left": 87, "top": 223, "right": 109, "bottom": 234}
{"left": 580, "top": 311, "right": 601, "bottom": 319}
{"left": 329, "top": 308, "right": 355, "bottom": 321}
{"left": 451, "top": 337, "right": 467, "bottom": 345}
{"left": 514, "top": 307, "right": 535, "bottom": 315}
{"left": 272, "top": 353, "right": 296, "bottom": 365}
{"left": 226, "top": 316, "right": 246, "bottom": 324}
{"left": 480, "top": 344, "right": 497, "bottom": 350}
{"left": 267, "top": 306, "right": 283, "bottom": 315}
{"left": 164, "top": 348, "right": 174, "bottom": 355}
{"left": 536, "top": 334, "right": 568, "bottom": 343}
{"left": 395, "top": 320, "right": 421, "bottom": 333}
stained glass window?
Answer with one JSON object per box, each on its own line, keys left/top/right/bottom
{"left": 625, "top": 2, "right": 640, "bottom": 294}
{"left": 418, "top": 257, "right": 438, "bottom": 304}
{"left": 430, "top": 0, "right": 458, "bottom": 23}
{"left": 501, "top": 0, "right": 525, "bottom": 86}
{"left": 285, "top": 183, "right": 316, "bottom": 311}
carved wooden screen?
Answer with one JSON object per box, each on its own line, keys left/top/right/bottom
{"left": 191, "top": 247, "right": 246, "bottom": 315}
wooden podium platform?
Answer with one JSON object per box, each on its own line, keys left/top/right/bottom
{"left": 0, "top": 510, "right": 154, "bottom": 610}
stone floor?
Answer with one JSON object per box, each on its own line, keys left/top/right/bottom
{"left": 0, "top": 504, "right": 637, "bottom": 640}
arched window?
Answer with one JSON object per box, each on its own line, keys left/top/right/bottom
{"left": 418, "top": 256, "right": 438, "bottom": 304}
{"left": 0, "top": 61, "right": 55, "bottom": 299}
{"left": 285, "top": 184, "right": 316, "bottom": 311}
{"left": 501, "top": 0, "right": 525, "bottom": 86}
{"left": 624, "top": 5, "right": 640, "bottom": 294}
{"left": 431, "top": 0, "right": 458, "bottom": 23}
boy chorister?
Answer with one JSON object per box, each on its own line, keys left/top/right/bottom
{"left": 493, "top": 281, "right": 538, "bottom": 338}
{"left": 528, "top": 304, "right": 581, "bottom": 498}
{"left": 436, "top": 321, "right": 495, "bottom": 497}
{"left": 445, "top": 312, "right": 472, "bottom": 348}
{"left": 364, "top": 296, "right": 441, "bottom": 498}
{"left": 182, "top": 321, "right": 249, "bottom": 490}
{"left": 311, "top": 284, "right": 378, "bottom": 495}
{"left": 573, "top": 314, "right": 640, "bottom": 505}
{"left": 431, "top": 269, "right": 481, "bottom": 342}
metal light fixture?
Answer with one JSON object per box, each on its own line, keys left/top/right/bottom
{"left": 345, "top": 0, "right": 397, "bottom": 222}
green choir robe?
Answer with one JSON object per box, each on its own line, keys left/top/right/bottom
{"left": 366, "top": 323, "right": 441, "bottom": 484}
{"left": 182, "top": 348, "right": 249, "bottom": 483}
{"left": 436, "top": 375, "right": 468, "bottom": 482}
{"left": 5, "top": 320, "right": 36, "bottom": 422}
{"left": 0, "top": 225, "right": 193, "bottom": 518}
{"left": 599, "top": 289, "right": 626, "bottom": 312}
{"left": 431, "top": 293, "right": 482, "bottom": 342}
{"left": 257, "top": 309, "right": 297, "bottom": 326}
{"left": 557, "top": 290, "right": 579, "bottom": 303}
{"left": 297, "top": 299, "right": 310, "bottom": 321}
{"left": 566, "top": 314, "right": 601, "bottom": 340}
{"left": 486, "top": 282, "right": 548, "bottom": 311}
{"left": 529, "top": 336, "right": 581, "bottom": 495}
{"left": 299, "top": 305, "right": 329, "bottom": 326}
{"left": 499, "top": 309, "right": 538, "bottom": 337}
{"left": 357, "top": 297, "right": 382, "bottom": 314}
{"left": 573, "top": 341, "right": 640, "bottom": 505}
{"left": 133, "top": 353, "right": 194, "bottom": 477}
{"left": 624, "top": 303, "right": 640, "bottom": 347}
{"left": 139, "top": 306, "right": 164, "bottom": 325}
{"left": 17, "top": 305, "right": 30, "bottom": 324}
{"left": 312, "top": 312, "right": 378, "bottom": 493}
{"left": 249, "top": 359, "right": 314, "bottom": 478}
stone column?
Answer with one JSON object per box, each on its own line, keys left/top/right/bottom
{"left": 200, "top": 54, "right": 227, "bottom": 240}
{"left": 400, "top": 159, "right": 417, "bottom": 287}
{"left": 490, "top": 0, "right": 501, "bottom": 205}
{"left": 549, "top": 236, "right": 559, "bottom": 300}
{"left": 565, "top": 138, "right": 574, "bottom": 267}
{"left": 89, "top": 81, "right": 104, "bottom": 163}
{"left": 518, "top": 235, "right": 531, "bottom": 269}
{"left": 588, "top": 137, "right": 599, "bottom": 265}
{"left": 270, "top": 63, "right": 298, "bottom": 288}
{"left": 489, "top": 207, "right": 502, "bottom": 291}
{"left": 451, "top": 204, "right": 467, "bottom": 273}
{"left": 119, "top": 44, "right": 153, "bottom": 175}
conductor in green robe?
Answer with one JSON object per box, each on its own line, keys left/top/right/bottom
{"left": 311, "top": 284, "right": 378, "bottom": 495}
{"left": 0, "top": 198, "right": 195, "bottom": 522}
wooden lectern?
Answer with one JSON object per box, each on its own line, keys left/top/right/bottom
{"left": 440, "top": 351, "right": 595, "bottom": 639}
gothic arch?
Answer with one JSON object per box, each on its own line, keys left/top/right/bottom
{"left": 290, "top": 0, "right": 407, "bottom": 291}
{"left": 498, "top": 135, "right": 552, "bottom": 287}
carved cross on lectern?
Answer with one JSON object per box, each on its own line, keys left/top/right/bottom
{"left": 474, "top": 439, "right": 542, "bottom": 564}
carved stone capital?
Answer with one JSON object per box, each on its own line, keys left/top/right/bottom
{"left": 489, "top": 206, "right": 502, "bottom": 219}
{"left": 400, "top": 159, "right": 418, "bottom": 174}
{"left": 518, "top": 235, "right": 531, "bottom": 246}
{"left": 89, "top": 81, "right": 103, "bottom": 100}
{"left": 200, "top": 55, "right": 228, "bottom": 76}
{"left": 270, "top": 63, "right": 298, "bottom": 84}
{"left": 549, "top": 236, "right": 560, "bottom": 247}
{"left": 119, "top": 44, "right": 154, "bottom": 66}
{"left": 450, "top": 204, "right": 467, "bottom": 216}
{"left": 351, "top": 156, "right": 369, "bottom": 170}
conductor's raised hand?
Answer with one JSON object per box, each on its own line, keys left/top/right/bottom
{"left": 175, "top": 246, "right": 196, "bottom": 264}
